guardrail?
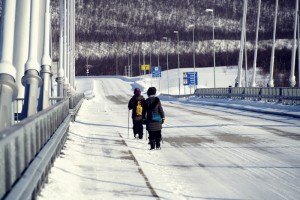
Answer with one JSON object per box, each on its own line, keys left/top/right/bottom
{"left": 69, "top": 93, "right": 85, "bottom": 121}
{"left": 194, "top": 87, "right": 300, "bottom": 105}
{"left": 14, "top": 97, "right": 65, "bottom": 122}
{"left": 0, "top": 93, "right": 84, "bottom": 200}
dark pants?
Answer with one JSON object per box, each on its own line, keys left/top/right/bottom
{"left": 133, "top": 120, "right": 143, "bottom": 139}
{"left": 148, "top": 130, "right": 162, "bottom": 149}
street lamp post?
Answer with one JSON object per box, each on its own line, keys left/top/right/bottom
{"left": 206, "top": 9, "right": 216, "bottom": 88}
{"left": 289, "top": 0, "right": 298, "bottom": 87}
{"left": 138, "top": 47, "right": 141, "bottom": 76}
{"left": 251, "top": 0, "right": 261, "bottom": 87}
{"left": 174, "top": 31, "right": 180, "bottom": 95}
{"left": 163, "top": 37, "right": 169, "bottom": 95}
{"left": 130, "top": 51, "right": 133, "bottom": 77}
{"left": 155, "top": 40, "right": 161, "bottom": 90}
{"left": 127, "top": 52, "right": 130, "bottom": 76}
{"left": 268, "top": 0, "right": 278, "bottom": 87}
{"left": 188, "top": 24, "right": 196, "bottom": 91}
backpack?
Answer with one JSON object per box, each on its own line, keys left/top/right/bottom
{"left": 136, "top": 100, "right": 142, "bottom": 116}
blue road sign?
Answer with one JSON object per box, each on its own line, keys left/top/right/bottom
{"left": 183, "top": 72, "right": 198, "bottom": 86}
{"left": 151, "top": 66, "right": 161, "bottom": 78}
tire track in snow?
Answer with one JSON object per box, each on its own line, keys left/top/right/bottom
{"left": 118, "top": 132, "right": 160, "bottom": 200}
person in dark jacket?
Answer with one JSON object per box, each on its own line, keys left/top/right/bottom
{"left": 142, "top": 87, "right": 165, "bottom": 150}
{"left": 128, "top": 88, "right": 145, "bottom": 139}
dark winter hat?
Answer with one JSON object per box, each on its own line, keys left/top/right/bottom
{"left": 147, "top": 87, "right": 156, "bottom": 96}
{"left": 134, "top": 88, "right": 141, "bottom": 96}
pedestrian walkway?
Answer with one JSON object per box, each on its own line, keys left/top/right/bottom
{"left": 38, "top": 77, "right": 300, "bottom": 200}
{"left": 37, "top": 96, "right": 158, "bottom": 200}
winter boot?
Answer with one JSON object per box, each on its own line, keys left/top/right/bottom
{"left": 155, "top": 138, "right": 161, "bottom": 150}
{"left": 149, "top": 140, "right": 156, "bottom": 150}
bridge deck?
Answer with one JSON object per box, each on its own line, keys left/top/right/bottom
{"left": 37, "top": 77, "right": 300, "bottom": 200}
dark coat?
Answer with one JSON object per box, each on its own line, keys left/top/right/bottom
{"left": 128, "top": 95, "right": 145, "bottom": 121}
{"left": 142, "top": 96, "right": 165, "bottom": 131}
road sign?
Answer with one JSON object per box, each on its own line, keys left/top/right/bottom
{"left": 141, "top": 64, "right": 150, "bottom": 70}
{"left": 183, "top": 72, "right": 198, "bottom": 86}
{"left": 151, "top": 66, "right": 161, "bottom": 78}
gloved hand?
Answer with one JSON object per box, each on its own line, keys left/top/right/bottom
{"left": 161, "top": 118, "right": 165, "bottom": 124}
{"left": 142, "top": 119, "right": 147, "bottom": 124}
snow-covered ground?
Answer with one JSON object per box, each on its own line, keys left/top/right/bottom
{"left": 133, "top": 66, "right": 268, "bottom": 95}
{"left": 38, "top": 68, "right": 300, "bottom": 200}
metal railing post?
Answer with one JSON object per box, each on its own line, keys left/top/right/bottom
{"left": 13, "top": 0, "right": 31, "bottom": 114}
{"left": 56, "top": 0, "right": 65, "bottom": 97}
{"left": 251, "top": 0, "right": 261, "bottom": 87}
{"left": 69, "top": 0, "right": 75, "bottom": 90}
{"left": 38, "top": 0, "right": 52, "bottom": 111}
{"left": 236, "top": 0, "right": 247, "bottom": 87}
{"left": 298, "top": 1, "right": 300, "bottom": 88}
{"left": 21, "top": 0, "right": 43, "bottom": 118}
{"left": 289, "top": 0, "right": 298, "bottom": 87}
{"left": 63, "top": 0, "right": 70, "bottom": 97}
{"left": 268, "top": 0, "right": 278, "bottom": 87}
{"left": 0, "top": 0, "right": 18, "bottom": 131}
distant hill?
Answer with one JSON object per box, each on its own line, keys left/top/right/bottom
{"left": 51, "top": 0, "right": 296, "bottom": 86}
{"left": 51, "top": 0, "right": 295, "bottom": 43}
{"left": 1, "top": 0, "right": 297, "bottom": 85}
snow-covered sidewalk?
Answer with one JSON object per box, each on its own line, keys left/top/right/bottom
{"left": 38, "top": 96, "right": 158, "bottom": 200}
{"left": 38, "top": 77, "right": 300, "bottom": 200}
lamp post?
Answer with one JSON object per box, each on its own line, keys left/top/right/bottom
{"left": 174, "top": 31, "right": 180, "bottom": 95}
{"left": 289, "top": 0, "right": 298, "bottom": 87}
{"left": 205, "top": 8, "right": 216, "bottom": 88}
{"left": 130, "top": 51, "right": 133, "bottom": 77}
{"left": 158, "top": 40, "right": 162, "bottom": 91}
{"left": 127, "top": 51, "right": 130, "bottom": 76}
{"left": 268, "top": 0, "right": 278, "bottom": 87}
{"left": 188, "top": 24, "right": 196, "bottom": 91}
{"left": 138, "top": 47, "right": 141, "bottom": 76}
{"left": 163, "top": 37, "right": 169, "bottom": 95}
{"left": 251, "top": 0, "right": 261, "bottom": 87}
{"left": 157, "top": 42, "right": 160, "bottom": 68}
{"left": 236, "top": 0, "right": 248, "bottom": 87}
{"left": 154, "top": 40, "right": 160, "bottom": 90}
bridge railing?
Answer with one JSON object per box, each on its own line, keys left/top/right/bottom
{"left": 14, "top": 97, "right": 66, "bottom": 122}
{"left": 194, "top": 87, "right": 300, "bottom": 105}
{"left": 0, "top": 93, "right": 84, "bottom": 200}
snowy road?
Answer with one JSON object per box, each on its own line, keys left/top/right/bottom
{"left": 39, "top": 77, "right": 300, "bottom": 200}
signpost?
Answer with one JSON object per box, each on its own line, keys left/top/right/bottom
{"left": 141, "top": 64, "right": 150, "bottom": 71}
{"left": 151, "top": 66, "right": 161, "bottom": 90}
{"left": 141, "top": 64, "right": 150, "bottom": 77}
{"left": 183, "top": 72, "right": 198, "bottom": 94}
{"left": 151, "top": 66, "right": 161, "bottom": 78}
{"left": 183, "top": 72, "right": 198, "bottom": 86}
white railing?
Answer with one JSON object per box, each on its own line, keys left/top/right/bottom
{"left": 0, "top": 93, "right": 84, "bottom": 200}
{"left": 13, "top": 97, "right": 65, "bottom": 122}
{"left": 194, "top": 87, "right": 300, "bottom": 105}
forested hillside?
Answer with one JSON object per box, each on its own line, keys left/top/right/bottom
{"left": 56, "top": 0, "right": 295, "bottom": 42}
{"left": 3, "top": 0, "right": 297, "bottom": 85}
